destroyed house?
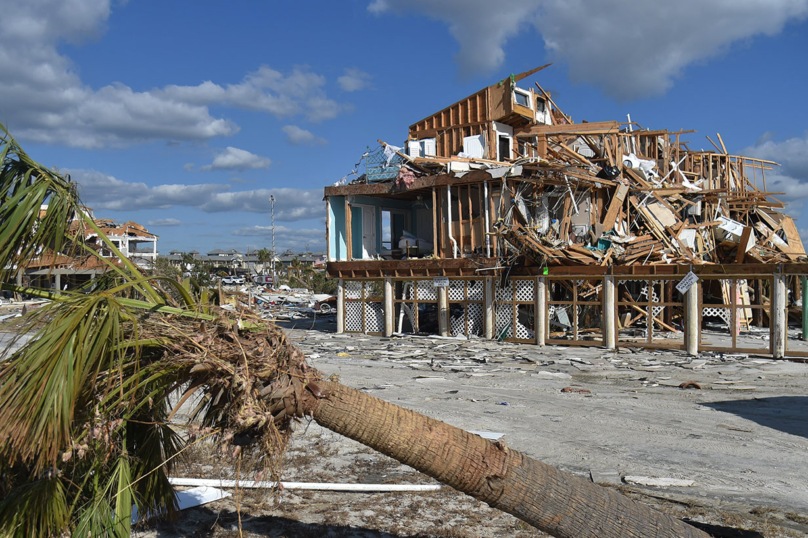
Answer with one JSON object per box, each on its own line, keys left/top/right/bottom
{"left": 324, "top": 66, "right": 808, "bottom": 358}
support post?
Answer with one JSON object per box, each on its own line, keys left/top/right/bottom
{"left": 336, "top": 279, "right": 345, "bottom": 334}
{"left": 383, "top": 278, "right": 394, "bottom": 337}
{"left": 536, "top": 277, "right": 546, "bottom": 347}
{"left": 773, "top": 273, "right": 786, "bottom": 359}
{"left": 55, "top": 273, "right": 62, "bottom": 292}
{"left": 484, "top": 277, "right": 494, "bottom": 339}
{"left": 603, "top": 275, "right": 615, "bottom": 349}
{"left": 685, "top": 283, "right": 699, "bottom": 356}
{"left": 438, "top": 286, "right": 449, "bottom": 337}
{"left": 802, "top": 276, "right": 808, "bottom": 341}
{"left": 345, "top": 198, "right": 352, "bottom": 261}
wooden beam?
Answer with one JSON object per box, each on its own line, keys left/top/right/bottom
{"left": 602, "top": 184, "right": 629, "bottom": 233}
{"left": 512, "top": 63, "right": 552, "bottom": 83}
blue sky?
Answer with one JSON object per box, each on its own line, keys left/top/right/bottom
{"left": 2, "top": 0, "right": 807, "bottom": 255}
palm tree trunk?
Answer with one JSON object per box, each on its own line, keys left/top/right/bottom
{"left": 302, "top": 380, "right": 710, "bottom": 538}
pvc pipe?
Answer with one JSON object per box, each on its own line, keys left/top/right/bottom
{"left": 773, "top": 273, "right": 786, "bottom": 359}
{"left": 602, "top": 276, "right": 615, "bottom": 349}
{"left": 168, "top": 478, "right": 441, "bottom": 492}
{"left": 446, "top": 185, "right": 458, "bottom": 258}
{"left": 685, "top": 283, "right": 699, "bottom": 356}
{"left": 484, "top": 180, "right": 491, "bottom": 258}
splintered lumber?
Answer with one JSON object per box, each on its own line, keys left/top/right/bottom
{"left": 736, "top": 226, "right": 753, "bottom": 263}
{"left": 602, "top": 184, "right": 629, "bottom": 233}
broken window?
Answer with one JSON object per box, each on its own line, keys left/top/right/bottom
{"left": 513, "top": 89, "right": 531, "bottom": 108}
{"left": 517, "top": 136, "right": 538, "bottom": 159}
{"left": 498, "top": 135, "right": 511, "bottom": 162}
{"left": 381, "top": 209, "right": 410, "bottom": 252}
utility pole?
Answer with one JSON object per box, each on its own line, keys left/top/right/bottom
{"left": 270, "top": 195, "right": 276, "bottom": 287}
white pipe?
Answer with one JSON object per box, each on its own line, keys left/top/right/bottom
{"left": 446, "top": 185, "right": 458, "bottom": 258}
{"left": 168, "top": 478, "right": 441, "bottom": 492}
{"left": 484, "top": 180, "right": 491, "bottom": 258}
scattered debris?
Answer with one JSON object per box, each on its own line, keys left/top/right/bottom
{"left": 623, "top": 476, "right": 696, "bottom": 487}
{"left": 560, "top": 387, "right": 591, "bottom": 394}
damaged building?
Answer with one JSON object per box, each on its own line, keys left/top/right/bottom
{"left": 323, "top": 65, "right": 808, "bottom": 358}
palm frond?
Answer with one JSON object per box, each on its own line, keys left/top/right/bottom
{"left": 0, "top": 292, "right": 139, "bottom": 470}
{"left": 0, "top": 123, "right": 82, "bottom": 280}
{"left": 0, "top": 475, "right": 70, "bottom": 538}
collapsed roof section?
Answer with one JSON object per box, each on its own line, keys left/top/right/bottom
{"left": 325, "top": 66, "right": 805, "bottom": 278}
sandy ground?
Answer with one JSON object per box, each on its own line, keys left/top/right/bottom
{"left": 3, "top": 312, "right": 808, "bottom": 536}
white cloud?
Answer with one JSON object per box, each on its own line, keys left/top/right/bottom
{"left": 369, "top": 0, "right": 808, "bottom": 99}
{"left": 369, "top": 0, "right": 538, "bottom": 77}
{"left": 65, "top": 168, "right": 323, "bottom": 221}
{"left": 160, "top": 65, "right": 350, "bottom": 122}
{"left": 282, "top": 125, "right": 328, "bottom": 146}
{"left": 744, "top": 132, "right": 808, "bottom": 183}
{"left": 0, "top": 2, "right": 349, "bottom": 147}
{"left": 147, "top": 218, "right": 182, "bottom": 226}
{"left": 742, "top": 132, "right": 808, "bottom": 241}
{"left": 338, "top": 68, "right": 373, "bottom": 92}
{"left": 199, "top": 147, "right": 272, "bottom": 172}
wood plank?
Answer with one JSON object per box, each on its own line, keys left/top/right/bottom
{"left": 468, "top": 185, "right": 476, "bottom": 250}
{"left": 781, "top": 216, "right": 806, "bottom": 255}
{"left": 602, "top": 184, "right": 629, "bottom": 232}
{"left": 735, "top": 226, "right": 753, "bottom": 263}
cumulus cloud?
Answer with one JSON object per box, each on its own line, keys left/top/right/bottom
{"left": 147, "top": 218, "right": 182, "bottom": 226}
{"left": 369, "top": 0, "right": 538, "bottom": 77}
{"left": 337, "top": 68, "right": 373, "bottom": 92}
{"left": 198, "top": 147, "right": 272, "bottom": 172}
{"left": 742, "top": 132, "right": 808, "bottom": 241}
{"left": 282, "top": 125, "right": 328, "bottom": 146}
{"left": 0, "top": 1, "right": 348, "bottom": 147}
{"left": 369, "top": 0, "right": 808, "bottom": 99}
{"left": 159, "top": 65, "right": 350, "bottom": 122}
{"left": 65, "top": 168, "right": 324, "bottom": 221}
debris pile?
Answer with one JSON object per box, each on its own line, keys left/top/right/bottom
{"left": 219, "top": 283, "right": 336, "bottom": 321}
{"left": 379, "top": 125, "right": 806, "bottom": 268}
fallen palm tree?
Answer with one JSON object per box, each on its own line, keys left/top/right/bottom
{"left": 0, "top": 124, "right": 709, "bottom": 538}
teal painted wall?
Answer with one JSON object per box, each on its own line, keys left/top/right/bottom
{"left": 328, "top": 196, "right": 347, "bottom": 260}
{"left": 329, "top": 194, "right": 434, "bottom": 260}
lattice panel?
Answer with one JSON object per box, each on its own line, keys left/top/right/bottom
{"left": 345, "top": 302, "right": 363, "bottom": 332}
{"left": 467, "top": 303, "right": 485, "bottom": 336}
{"left": 496, "top": 282, "right": 513, "bottom": 302}
{"left": 448, "top": 280, "right": 465, "bottom": 301}
{"left": 515, "top": 280, "right": 535, "bottom": 302}
{"left": 364, "top": 302, "right": 384, "bottom": 333}
{"left": 515, "top": 306, "right": 535, "bottom": 340}
{"left": 403, "top": 281, "right": 416, "bottom": 301}
{"left": 364, "top": 281, "right": 380, "bottom": 300}
{"left": 467, "top": 280, "right": 484, "bottom": 301}
{"left": 703, "top": 307, "right": 731, "bottom": 326}
{"left": 417, "top": 280, "right": 437, "bottom": 301}
{"left": 496, "top": 304, "right": 513, "bottom": 338}
{"left": 450, "top": 309, "right": 466, "bottom": 336}
{"left": 345, "top": 281, "right": 362, "bottom": 300}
